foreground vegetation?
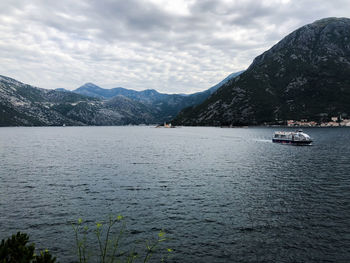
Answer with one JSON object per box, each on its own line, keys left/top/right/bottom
{"left": 0, "top": 216, "right": 171, "bottom": 263}
{"left": 0, "top": 232, "right": 57, "bottom": 263}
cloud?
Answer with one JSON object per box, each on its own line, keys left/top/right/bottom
{"left": 0, "top": 0, "right": 350, "bottom": 93}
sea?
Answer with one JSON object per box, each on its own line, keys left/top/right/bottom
{"left": 0, "top": 126, "right": 349, "bottom": 262}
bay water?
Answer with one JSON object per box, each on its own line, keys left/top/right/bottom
{"left": 0, "top": 127, "right": 349, "bottom": 262}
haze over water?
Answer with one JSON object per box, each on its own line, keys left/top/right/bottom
{"left": 0, "top": 127, "right": 349, "bottom": 262}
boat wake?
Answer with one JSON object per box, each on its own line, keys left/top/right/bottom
{"left": 255, "top": 139, "right": 272, "bottom": 143}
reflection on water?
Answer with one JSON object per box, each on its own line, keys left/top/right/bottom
{"left": 0, "top": 127, "right": 349, "bottom": 262}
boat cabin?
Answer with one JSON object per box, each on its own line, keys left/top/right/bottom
{"left": 272, "top": 130, "right": 312, "bottom": 145}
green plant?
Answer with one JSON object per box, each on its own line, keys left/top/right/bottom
{"left": 143, "top": 230, "right": 167, "bottom": 263}
{"left": 72, "top": 216, "right": 172, "bottom": 263}
{"left": 0, "top": 232, "right": 57, "bottom": 263}
{"left": 0, "top": 217, "right": 172, "bottom": 263}
{"left": 33, "top": 250, "right": 57, "bottom": 263}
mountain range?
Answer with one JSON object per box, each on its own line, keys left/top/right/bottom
{"left": 173, "top": 17, "right": 350, "bottom": 126}
{"left": 2, "top": 17, "right": 349, "bottom": 127}
{"left": 0, "top": 71, "right": 241, "bottom": 126}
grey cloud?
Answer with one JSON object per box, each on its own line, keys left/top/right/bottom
{"left": 88, "top": 0, "right": 175, "bottom": 30}
{"left": 0, "top": 0, "right": 350, "bottom": 93}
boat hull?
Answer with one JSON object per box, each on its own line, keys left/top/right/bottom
{"left": 272, "top": 138, "right": 312, "bottom": 145}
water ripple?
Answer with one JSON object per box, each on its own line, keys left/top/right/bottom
{"left": 0, "top": 127, "right": 349, "bottom": 262}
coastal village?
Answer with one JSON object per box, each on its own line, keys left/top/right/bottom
{"left": 287, "top": 117, "right": 350, "bottom": 127}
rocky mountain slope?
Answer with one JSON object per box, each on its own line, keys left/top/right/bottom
{"left": 173, "top": 17, "right": 350, "bottom": 126}
{"left": 0, "top": 70, "right": 242, "bottom": 126}
{"left": 0, "top": 75, "right": 158, "bottom": 126}
{"left": 73, "top": 71, "right": 243, "bottom": 121}
{"left": 0, "top": 75, "right": 85, "bottom": 126}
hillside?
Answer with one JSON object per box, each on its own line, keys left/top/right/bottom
{"left": 0, "top": 70, "right": 242, "bottom": 126}
{"left": 173, "top": 17, "right": 350, "bottom": 126}
{"left": 73, "top": 71, "right": 243, "bottom": 121}
{"left": 0, "top": 76, "right": 158, "bottom": 126}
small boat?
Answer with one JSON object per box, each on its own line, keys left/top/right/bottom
{"left": 155, "top": 122, "right": 175, "bottom": 128}
{"left": 272, "top": 130, "right": 313, "bottom": 145}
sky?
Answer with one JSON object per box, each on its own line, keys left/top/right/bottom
{"left": 0, "top": 0, "right": 349, "bottom": 93}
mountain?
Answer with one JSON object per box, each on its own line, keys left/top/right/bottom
{"left": 0, "top": 75, "right": 88, "bottom": 126}
{"left": 74, "top": 83, "right": 166, "bottom": 103}
{"left": 0, "top": 75, "right": 158, "bottom": 126}
{"left": 173, "top": 17, "right": 350, "bottom": 126}
{"left": 73, "top": 71, "right": 243, "bottom": 121}
{"left": 75, "top": 71, "right": 243, "bottom": 101}
{"left": 206, "top": 71, "right": 245, "bottom": 94}
{"left": 0, "top": 70, "right": 242, "bottom": 126}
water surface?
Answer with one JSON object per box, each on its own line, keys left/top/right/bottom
{"left": 0, "top": 127, "right": 349, "bottom": 262}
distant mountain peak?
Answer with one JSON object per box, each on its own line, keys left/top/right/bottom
{"left": 78, "top": 82, "right": 102, "bottom": 90}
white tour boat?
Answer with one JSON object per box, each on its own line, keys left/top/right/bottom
{"left": 272, "top": 130, "right": 313, "bottom": 145}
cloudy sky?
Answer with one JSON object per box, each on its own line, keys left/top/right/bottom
{"left": 0, "top": 0, "right": 349, "bottom": 93}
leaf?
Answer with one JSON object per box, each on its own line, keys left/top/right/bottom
{"left": 158, "top": 230, "right": 165, "bottom": 238}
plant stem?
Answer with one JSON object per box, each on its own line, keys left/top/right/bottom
{"left": 103, "top": 219, "right": 114, "bottom": 263}
{"left": 73, "top": 224, "right": 82, "bottom": 263}
{"left": 110, "top": 223, "right": 125, "bottom": 263}
{"left": 96, "top": 229, "right": 104, "bottom": 263}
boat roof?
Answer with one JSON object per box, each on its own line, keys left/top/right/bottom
{"left": 274, "top": 130, "right": 308, "bottom": 135}
{"left": 274, "top": 131, "right": 294, "bottom": 134}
